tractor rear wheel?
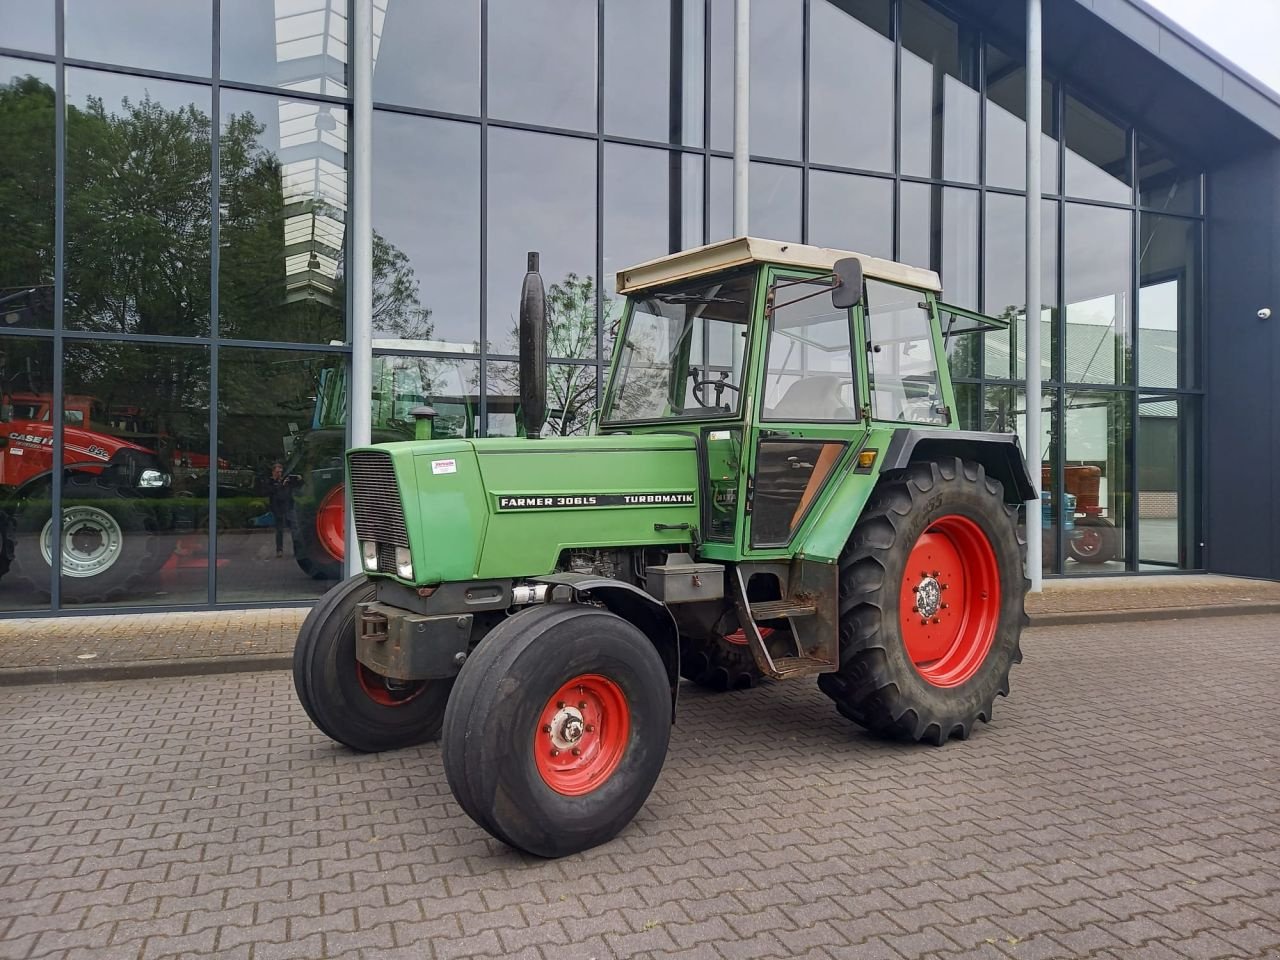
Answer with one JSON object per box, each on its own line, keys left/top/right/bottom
{"left": 442, "top": 604, "right": 671, "bottom": 858}
{"left": 292, "top": 484, "right": 345, "bottom": 581}
{"left": 818, "top": 458, "right": 1027, "bottom": 745}
{"left": 679, "top": 627, "right": 762, "bottom": 691}
{"left": 293, "top": 574, "right": 451, "bottom": 752}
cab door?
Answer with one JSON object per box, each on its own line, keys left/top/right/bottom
{"left": 743, "top": 268, "right": 867, "bottom": 554}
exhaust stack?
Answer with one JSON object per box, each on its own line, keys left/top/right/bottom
{"left": 519, "top": 252, "right": 548, "bottom": 438}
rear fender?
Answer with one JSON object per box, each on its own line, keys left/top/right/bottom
{"left": 533, "top": 572, "right": 681, "bottom": 720}
{"left": 882, "top": 429, "right": 1036, "bottom": 503}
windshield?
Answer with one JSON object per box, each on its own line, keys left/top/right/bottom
{"left": 603, "top": 270, "right": 754, "bottom": 422}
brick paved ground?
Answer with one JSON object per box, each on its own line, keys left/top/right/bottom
{"left": 3, "top": 613, "right": 1279, "bottom": 959}
{"left": 3, "top": 574, "right": 1279, "bottom": 677}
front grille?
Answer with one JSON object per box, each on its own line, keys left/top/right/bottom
{"left": 348, "top": 451, "right": 410, "bottom": 560}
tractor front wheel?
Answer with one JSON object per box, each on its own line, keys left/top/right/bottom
{"left": 818, "top": 458, "right": 1027, "bottom": 745}
{"left": 292, "top": 574, "right": 451, "bottom": 752}
{"left": 442, "top": 604, "right": 671, "bottom": 857}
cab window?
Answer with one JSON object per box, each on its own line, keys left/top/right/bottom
{"left": 865, "top": 279, "right": 948, "bottom": 425}
{"left": 761, "top": 276, "right": 856, "bottom": 421}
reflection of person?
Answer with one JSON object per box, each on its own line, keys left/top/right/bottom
{"left": 267, "top": 462, "right": 300, "bottom": 558}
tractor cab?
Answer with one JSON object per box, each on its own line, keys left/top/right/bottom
{"left": 599, "top": 236, "right": 1007, "bottom": 560}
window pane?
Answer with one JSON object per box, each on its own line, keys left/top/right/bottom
{"left": 750, "top": 0, "right": 803, "bottom": 160}
{"left": 372, "top": 355, "right": 479, "bottom": 441}
{"left": 604, "top": 0, "right": 703, "bottom": 145}
{"left": 763, "top": 279, "right": 855, "bottom": 420}
{"left": 221, "top": 0, "right": 347, "bottom": 94}
{"left": 488, "top": 129, "right": 597, "bottom": 360}
{"left": 66, "top": 0, "right": 211, "bottom": 76}
{"left": 0, "top": 335, "right": 54, "bottom": 611}
{"left": 709, "top": 155, "right": 733, "bottom": 242}
{"left": 1138, "top": 134, "right": 1201, "bottom": 216}
{"left": 488, "top": 0, "right": 596, "bottom": 132}
{"left": 372, "top": 1, "right": 477, "bottom": 114}
{"left": 373, "top": 112, "right": 479, "bottom": 351}
{"left": 984, "top": 44, "right": 1057, "bottom": 192}
{"left": 1138, "top": 395, "right": 1196, "bottom": 569}
{"left": 1, "top": 0, "right": 54, "bottom": 54}
{"left": 1139, "top": 215, "right": 1199, "bottom": 389}
{"left": 984, "top": 386, "right": 1058, "bottom": 568}
{"left": 749, "top": 162, "right": 801, "bottom": 242}
{"left": 59, "top": 341, "right": 210, "bottom": 607}
{"left": 1063, "top": 390, "right": 1129, "bottom": 574}
{"left": 809, "top": 0, "right": 893, "bottom": 172}
{"left": 709, "top": 0, "right": 734, "bottom": 151}
{"left": 0, "top": 59, "right": 55, "bottom": 330}
{"left": 1064, "top": 95, "right": 1130, "bottom": 203}
{"left": 487, "top": 361, "right": 597, "bottom": 437}
{"left": 898, "top": 183, "right": 978, "bottom": 315}
{"left": 604, "top": 144, "right": 701, "bottom": 296}
{"left": 66, "top": 70, "right": 211, "bottom": 336}
{"left": 1065, "top": 203, "right": 1131, "bottom": 385}
{"left": 807, "top": 171, "right": 893, "bottom": 260}
{"left": 983, "top": 195, "right": 1057, "bottom": 382}
{"left": 217, "top": 347, "right": 346, "bottom": 601}
{"left": 865, "top": 279, "right": 946, "bottom": 425}
{"left": 900, "top": 0, "right": 979, "bottom": 183}
{"left": 751, "top": 439, "right": 845, "bottom": 546}
{"left": 954, "top": 381, "right": 980, "bottom": 431}
{"left": 218, "top": 89, "right": 346, "bottom": 344}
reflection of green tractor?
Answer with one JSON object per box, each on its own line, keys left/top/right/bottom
{"left": 285, "top": 361, "right": 517, "bottom": 580}
{"left": 294, "top": 241, "right": 1035, "bottom": 859}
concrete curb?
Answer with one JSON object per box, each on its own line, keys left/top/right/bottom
{"left": 3, "top": 603, "right": 1279, "bottom": 686}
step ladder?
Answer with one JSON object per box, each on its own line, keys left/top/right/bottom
{"left": 732, "top": 567, "right": 835, "bottom": 680}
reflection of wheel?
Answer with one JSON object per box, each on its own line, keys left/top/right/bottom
{"left": 818, "top": 459, "right": 1027, "bottom": 745}
{"left": 1067, "top": 516, "right": 1118, "bottom": 564}
{"left": 442, "top": 604, "right": 671, "bottom": 857}
{"left": 679, "top": 626, "right": 763, "bottom": 691}
{"left": 12, "top": 478, "right": 164, "bottom": 604}
{"left": 292, "top": 575, "right": 451, "bottom": 752}
{"left": 293, "top": 484, "right": 344, "bottom": 581}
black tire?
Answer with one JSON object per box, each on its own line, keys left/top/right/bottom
{"left": 293, "top": 574, "right": 451, "bottom": 752}
{"left": 292, "top": 502, "right": 343, "bottom": 581}
{"left": 12, "top": 476, "right": 163, "bottom": 604}
{"left": 442, "top": 604, "right": 672, "bottom": 858}
{"left": 1067, "top": 516, "right": 1118, "bottom": 564}
{"left": 817, "top": 458, "right": 1028, "bottom": 746}
{"left": 679, "top": 631, "right": 762, "bottom": 691}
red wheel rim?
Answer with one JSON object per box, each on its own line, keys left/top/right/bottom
{"left": 316, "top": 485, "right": 346, "bottom": 562}
{"left": 1074, "top": 528, "right": 1101, "bottom": 556}
{"left": 898, "top": 514, "right": 1000, "bottom": 688}
{"left": 722, "top": 625, "right": 772, "bottom": 647}
{"left": 534, "top": 674, "right": 630, "bottom": 797}
{"left": 356, "top": 662, "right": 427, "bottom": 707}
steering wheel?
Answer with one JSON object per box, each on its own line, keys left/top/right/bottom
{"left": 690, "top": 375, "right": 740, "bottom": 409}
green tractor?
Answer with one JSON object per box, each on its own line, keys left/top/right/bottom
{"left": 293, "top": 239, "right": 1033, "bottom": 858}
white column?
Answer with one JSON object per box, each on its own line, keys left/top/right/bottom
{"left": 732, "top": 0, "right": 750, "bottom": 236}
{"left": 347, "top": 0, "right": 374, "bottom": 577}
{"left": 1025, "top": 0, "right": 1043, "bottom": 590}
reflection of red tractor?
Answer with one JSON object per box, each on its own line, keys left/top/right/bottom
{"left": 0, "top": 391, "right": 176, "bottom": 603}
{"left": 1043, "top": 464, "right": 1117, "bottom": 564}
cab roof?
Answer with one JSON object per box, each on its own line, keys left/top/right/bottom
{"left": 615, "top": 236, "right": 943, "bottom": 295}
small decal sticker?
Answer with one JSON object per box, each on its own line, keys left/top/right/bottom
{"left": 431, "top": 458, "right": 457, "bottom": 475}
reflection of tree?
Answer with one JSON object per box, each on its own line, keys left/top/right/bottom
{"left": 0, "top": 74, "right": 431, "bottom": 471}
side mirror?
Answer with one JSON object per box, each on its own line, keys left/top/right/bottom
{"left": 831, "top": 257, "right": 864, "bottom": 310}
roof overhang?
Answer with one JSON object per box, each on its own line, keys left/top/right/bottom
{"left": 616, "top": 237, "right": 943, "bottom": 296}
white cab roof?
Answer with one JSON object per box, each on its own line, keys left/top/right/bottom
{"left": 616, "top": 236, "right": 943, "bottom": 295}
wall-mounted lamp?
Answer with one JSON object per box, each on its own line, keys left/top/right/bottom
{"left": 1258, "top": 307, "right": 1272, "bottom": 320}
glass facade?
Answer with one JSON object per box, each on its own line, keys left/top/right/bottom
{"left": 0, "top": 0, "right": 1206, "bottom": 612}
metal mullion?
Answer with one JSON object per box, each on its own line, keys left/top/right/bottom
{"left": 975, "top": 35, "right": 986, "bottom": 385}
{"left": 595, "top": 0, "right": 605, "bottom": 406}
{"left": 0, "top": 47, "right": 56, "bottom": 63}
{"left": 58, "top": 56, "right": 214, "bottom": 88}
{"left": 50, "top": 0, "right": 65, "bottom": 610}
{"left": 4, "top": 598, "right": 322, "bottom": 620}
{"left": 209, "top": 0, "right": 221, "bottom": 607}
{"left": 891, "top": 0, "right": 902, "bottom": 261}
{"left": 0, "top": 327, "right": 56, "bottom": 340}
{"left": 1053, "top": 83, "right": 1066, "bottom": 575}
{"left": 210, "top": 337, "right": 354, "bottom": 353}
{"left": 478, "top": 0, "right": 488, "bottom": 435}
{"left": 702, "top": 0, "right": 711, "bottom": 243}
{"left": 799, "top": 0, "right": 810, "bottom": 244}
{"left": 485, "top": 114, "right": 600, "bottom": 143}
{"left": 1128, "top": 127, "right": 1140, "bottom": 572}
{"left": 1195, "top": 213, "right": 1208, "bottom": 569}
{"left": 806, "top": 160, "right": 896, "bottom": 182}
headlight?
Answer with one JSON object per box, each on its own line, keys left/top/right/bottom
{"left": 137, "top": 469, "right": 170, "bottom": 488}
{"left": 395, "top": 546, "right": 413, "bottom": 580}
{"left": 361, "top": 540, "right": 378, "bottom": 572}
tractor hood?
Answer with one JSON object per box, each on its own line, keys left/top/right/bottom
{"left": 347, "top": 434, "right": 701, "bottom": 585}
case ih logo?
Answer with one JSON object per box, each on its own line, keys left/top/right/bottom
{"left": 497, "top": 492, "right": 695, "bottom": 511}
{"left": 9, "top": 432, "right": 53, "bottom": 447}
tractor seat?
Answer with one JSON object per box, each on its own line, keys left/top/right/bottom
{"left": 768, "top": 375, "right": 855, "bottom": 421}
